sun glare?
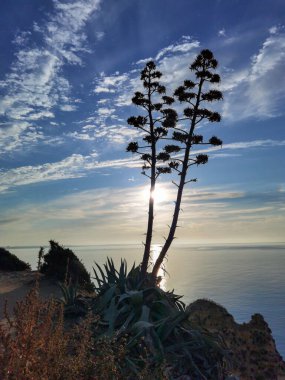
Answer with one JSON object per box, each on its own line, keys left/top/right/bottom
{"left": 151, "top": 244, "right": 167, "bottom": 290}
{"left": 142, "top": 184, "right": 169, "bottom": 204}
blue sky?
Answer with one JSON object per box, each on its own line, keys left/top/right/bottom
{"left": 0, "top": 0, "right": 284, "bottom": 246}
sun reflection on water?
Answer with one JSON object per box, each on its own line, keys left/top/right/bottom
{"left": 151, "top": 244, "right": 167, "bottom": 291}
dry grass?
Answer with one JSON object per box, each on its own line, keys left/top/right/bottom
{"left": 0, "top": 285, "right": 165, "bottom": 380}
{"left": 0, "top": 286, "right": 95, "bottom": 380}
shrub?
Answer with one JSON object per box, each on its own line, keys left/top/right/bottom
{"left": 0, "top": 287, "right": 95, "bottom": 380}
{"left": 0, "top": 247, "right": 30, "bottom": 271}
{"left": 40, "top": 240, "right": 94, "bottom": 292}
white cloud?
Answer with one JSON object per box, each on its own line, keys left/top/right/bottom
{"left": 95, "top": 31, "right": 105, "bottom": 41}
{"left": 269, "top": 26, "right": 278, "bottom": 35}
{"left": 0, "top": 0, "right": 101, "bottom": 154}
{"left": 82, "top": 124, "right": 96, "bottom": 130}
{"left": 96, "top": 124, "right": 140, "bottom": 144}
{"left": 218, "top": 28, "right": 226, "bottom": 37}
{"left": 97, "top": 98, "right": 109, "bottom": 104}
{"left": 66, "top": 131, "right": 96, "bottom": 140}
{"left": 97, "top": 107, "right": 116, "bottom": 116}
{"left": 0, "top": 122, "right": 46, "bottom": 155}
{"left": 224, "top": 139, "right": 285, "bottom": 149}
{"left": 155, "top": 37, "right": 200, "bottom": 60}
{"left": 0, "top": 154, "right": 90, "bottom": 193}
{"left": 136, "top": 57, "right": 153, "bottom": 65}
{"left": 60, "top": 104, "right": 77, "bottom": 111}
{"left": 192, "top": 139, "right": 285, "bottom": 156}
{"left": 13, "top": 31, "right": 32, "bottom": 46}
{"left": 222, "top": 27, "right": 285, "bottom": 120}
{"left": 0, "top": 153, "right": 140, "bottom": 193}
{"left": 94, "top": 72, "right": 129, "bottom": 93}
{"left": 2, "top": 138, "right": 283, "bottom": 193}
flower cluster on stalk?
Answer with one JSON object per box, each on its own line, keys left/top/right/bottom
{"left": 127, "top": 50, "right": 223, "bottom": 183}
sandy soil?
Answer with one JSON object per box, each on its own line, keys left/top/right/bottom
{"left": 0, "top": 270, "right": 62, "bottom": 319}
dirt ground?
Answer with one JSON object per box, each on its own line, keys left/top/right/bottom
{"left": 0, "top": 270, "right": 62, "bottom": 319}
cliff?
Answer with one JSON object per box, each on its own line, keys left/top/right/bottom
{"left": 187, "top": 299, "right": 285, "bottom": 380}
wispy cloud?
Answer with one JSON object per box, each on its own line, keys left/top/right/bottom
{"left": 155, "top": 36, "right": 200, "bottom": 60}
{"left": 2, "top": 184, "right": 284, "bottom": 245}
{"left": 0, "top": 0, "right": 101, "bottom": 154}
{"left": 2, "top": 138, "right": 284, "bottom": 193}
{"left": 192, "top": 139, "right": 285, "bottom": 156}
{"left": 0, "top": 153, "right": 141, "bottom": 193}
{"left": 218, "top": 28, "right": 226, "bottom": 37}
{"left": 222, "top": 26, "right": 285, "bottom": 120}
{"left": 94, "top": 72, "right": 129, "bottom": 93}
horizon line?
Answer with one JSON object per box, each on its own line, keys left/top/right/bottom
{"left": 4, "top": 241, "right": 285, "bottom": 250}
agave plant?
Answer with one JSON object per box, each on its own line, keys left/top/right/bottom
{"left": 58, "top": 281, "right": 89, "bottom": 316}
{"left": 92, "top": 259, "right": 228, "bottom": 379}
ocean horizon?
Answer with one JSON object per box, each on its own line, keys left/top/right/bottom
{"left": 7, "top": 242, "right": 285, "bottom": 359}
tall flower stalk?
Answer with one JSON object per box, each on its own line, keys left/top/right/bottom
{"left": 127, "top": 50, "right": 223, "bottom": 280}
{"left": 152, "top": 49, "right": 223, "bottom": 277}
{"left": 126, "top": 62, "right": 177, "bottom": 278}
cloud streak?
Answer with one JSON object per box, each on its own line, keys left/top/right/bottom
{"left": 0, "top": 0, "right": 101, "bottom": 154}
{"left": 1, "top": 138, "right": 284, "bottom": 193}
{"left": 0, "top": 153, "right": 141, "bottom": 193}
{"left": 2, "top": 184, "right": 284, "bottom": 245}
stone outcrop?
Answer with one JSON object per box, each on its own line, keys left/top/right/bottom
{"left": 187, "top": 299, "right": 285, "bottom": 380}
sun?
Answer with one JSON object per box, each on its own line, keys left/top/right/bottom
{"left": 142, "top": 184, "right": 169, "bottom": 204}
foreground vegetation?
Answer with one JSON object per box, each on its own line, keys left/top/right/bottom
{"left": 1, "top": 243, "right": 285, "bottom": 378}
{"left": 0, "top": 287, "right": 95, "bottom": 380}
{"left": 0, "top": 271, "right": 228, "bottom": 379}
{"left": 0, "top": 243, "right": 228, "bottom": 378}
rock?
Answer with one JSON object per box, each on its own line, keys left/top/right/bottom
{"left": 187, "top": 299, "right": 285, "bottom": 380}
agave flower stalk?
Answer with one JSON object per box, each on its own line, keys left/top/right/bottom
{"left": 126, "top": 61, "right": 177, "bottom": 278}
{"left": 152, "top": 50, "right": 223, "bottom": 277}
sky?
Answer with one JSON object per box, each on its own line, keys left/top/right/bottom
{"left": 0, "top": 0, "right": 285, "bottom": 247}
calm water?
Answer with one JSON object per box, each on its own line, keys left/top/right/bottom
{"left": 8, "top": 243, "right": 285, "bottom": 358}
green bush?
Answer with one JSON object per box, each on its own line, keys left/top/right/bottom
{"left": 40, "top": 240, "right": 94, "bottom": 292}
{"left": 0, "top": 247, "right": 30, "bottom": 271}
{"left": 91, "top": 259, "right": 227, "bottom": 379}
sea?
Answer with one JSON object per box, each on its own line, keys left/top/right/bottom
{"left": 7, "top": 243, "right": 285, "bottom": 359}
